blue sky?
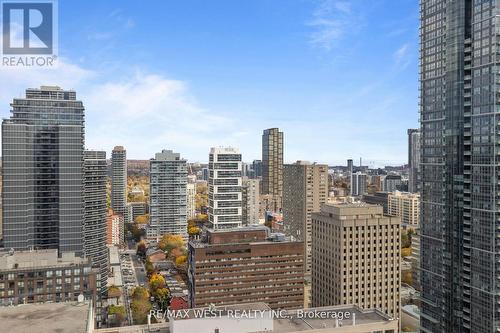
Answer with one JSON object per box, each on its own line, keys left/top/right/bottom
{"left": 0, "top": 0, "right": 419, "bottom": 166}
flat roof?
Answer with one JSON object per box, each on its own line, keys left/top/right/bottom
{"left": 273, "top": 305, "right": 396, "bottom": 332}
{"left": 0, "top": 302, "right": 91, "bottom": 333}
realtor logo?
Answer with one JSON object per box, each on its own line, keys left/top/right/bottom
{"left": 1, "top": 0, "right": 57, "bottom": 66}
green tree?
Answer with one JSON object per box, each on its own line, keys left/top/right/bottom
{"left": 108, "top": 305, "right": 126, "bottom": 326}
{"left": 156, "top": 288, "right": 170, "bottom": 311}
{"left": 158, "top": 234, "right": 185, "bottom": 253}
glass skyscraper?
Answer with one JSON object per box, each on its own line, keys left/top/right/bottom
{"left": 420, "top": 1, "right": 499, "bottom": 332}
{"left": 2, "top": 86, "right": 85, "bottom": 255}
{"left": 83, "top": 150, "right": 109, "bottom": 295}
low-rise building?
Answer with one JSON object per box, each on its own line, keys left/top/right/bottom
{"left": 0, "top": 249, "right": 97, "bottom": 306}
{"left": 188, "top": 226, "right": 304, "bottom": 310}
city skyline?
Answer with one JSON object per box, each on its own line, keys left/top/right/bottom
{"left": 0, "top": 0, "right": 418, "bottom": 165}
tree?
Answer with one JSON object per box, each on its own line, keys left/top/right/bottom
{"left": 131, "top": 286, "right": 149, "bottom": 301}
{"left": 401, "top": 247, "right": 412, "bottom": 257}
{"left": 145, "top": 258, "right": 155, "bottom": 276}
{"left": 108, "top": 285, "right": 122, "bottom": 299}
{"left": 136, "top": 241, "right": 147, "bottom": 257}
{"left": 135, "top": 214, "right": 149, "bottom": 225}
{"left": 149, "top": 273, "right": 166, "bottom": 295}
{"left": 108, "top": 305, "right": 126, "bottom": 326}
{"left": 188, "top": 226, "right": 200, "bottom": 236}
{"left": 158, "top": 234, "right": 185, "bottom": 253}
{"left": 402, "top": 271, "right": 413, "bottom": 285}
{"left": 156, "top": 287, "right": 170, "bottom": 311}
{"left": 175, "top": 255, "right": 187, "bottom": 267}
{"left": 169, "top": 247, "right": 185, "bottom": 260}
{"left": 131, "top": 298, "right": 152, "bottom": 324}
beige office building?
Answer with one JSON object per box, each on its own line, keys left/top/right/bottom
{"left": 311, "top": 203, "right": 401, "bottom": 320}
{"left": 283, "top": 161, "right": 328, "bottom": 275}
{"left": 387, "top": 191, "right": 419, "bottom": 227}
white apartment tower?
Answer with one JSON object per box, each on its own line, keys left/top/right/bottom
{"left": 187, "top": 183, "right": 196, "bottom": 219}
{"left": 208, "top": 147, "right": 242, "bottom": 229}
{"left": 148, "top": 150, "right": 188, "bottom": 238}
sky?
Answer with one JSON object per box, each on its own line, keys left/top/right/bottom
{"left": 0, "top": 0, "right": 419, "bottom": 166}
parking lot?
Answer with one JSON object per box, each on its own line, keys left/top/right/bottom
{"left": 120, "top": 253, "right": 137, "bottom": 287}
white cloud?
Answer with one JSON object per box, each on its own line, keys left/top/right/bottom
{"left": 0, "top": 58, "right": 239, "bottom": 161}
{"left": 307, "top": 0, "right": 362, "bottom": 51}
{"left": 393, "top": 43, "right": 411, "bottom": 68}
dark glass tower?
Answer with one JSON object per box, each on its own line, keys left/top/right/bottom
{"left": 2, "top": 86, "right": 85, "bottom": 255}
{"left": 420, "top": 1, "right": 499, "bottom": 332}
{"left": 83, "top": 150, "right": 109, "bottom": 295}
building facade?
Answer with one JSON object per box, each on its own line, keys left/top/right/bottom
{"left": 106, "top": 210, "right": 123, "bottom": 246}
{"left": 83, "top": 151, "right": 109, "bottom": 295}
{"left": 418, "top": 1, "right": 500, "bottom": 332}
{"left": 311, "top": 203, "right": 400, "bottom": 319}
{"left": 261, "top": 128, "right": 283, "bottom": 211}
{"left": 0, "top": 249, "right": 97, "bottom": 306}
{"left": 351, "top": 172, "right": 368, "bottom": 196}
{"left": 2, "top": 86, "right": 85, "bottom": 255}
{"left": 111, "top": 146, "right": 127, "bottom": 226}
{"left": 382, "top": 175, "right": 402, "bottom": 192}
{"left": 186, "top": 183, "right": 196, "bottom": 219}
{"left": 242, "top": 178, "right": 260, "bottom": 225}
{"left": 362, "top": 192, "right": 389, "bottom": 214}
{"left": 208, "top": 147, "right": 242, "bottom": 229}
{"left": 188, "top": 227, "right": 304, "bottom": 310}
{"left": 283, "top": 161, "right": 328, "bottom": 275}
{"left": 148, "top": 150, "right": 188, "bottom": 238}
{"left": 387, "top": 191, "right": 420, "bottom": 228}
{"left": 407, "top": 129, "right": 420, "bottom": 193}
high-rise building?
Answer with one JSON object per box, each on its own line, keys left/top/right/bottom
{"left": 106, "top": 209, "right": 123, "bottom": 246}
{"left": 382, "top": 174, "right": 402, "bottom": 192}
{"left": 186, "top": 183, "right": 196, "bottom": 219}
{"left": 188, "top": 227, "right": 304, "bottom": 310}
{"left": 111, "top": 146, "right": 127, "bottom": 227}
{"left": 83, "top": 150, "right": 109, "bottom": 295}
{"left": 311, "top": 203, "right": 400, "bottom": 319}
{"left": 252, "top": 159, "right": 262, "bottom": 178}
{"left": 208, "top": 147, "right": 242, "bottom": 230}
{"left": 242, "top": 178, "right": 260, "bottom": 225}
{"left": 347, "top": 159, "right": 354, "bottom": 196}
{"left": 407, "top": 129, "right": 420, "bottom": 193}
{"left": 127, "top": 201, "right": 148, "bottom": 224}
{"left": 418, "top": 2, "right": 499, "bottom": 331}
{"left": 148, "top": 150, "right": 187, "bottom": 238}
{"left": 2, "top": 86, "right": 85, "bottom": 255}
{"left": 283, "top": 161, "right": 328, "bottom": 275}
{"left": 351, "top": 172, "right": 368, "bottom": 196}
{"left": 387, "top": 191, "right": 420, "bottom": 228}
{"left": 261, "top": 128, "right": 283, "bottom": 209}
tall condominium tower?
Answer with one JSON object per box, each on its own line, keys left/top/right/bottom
{"left": 83, "top": 150, "right": 109, "bottom": 295}
{"left": 351, "top": 172, "right": 368, "bottom": 196}
{"left": 208, "top": 147, "right": 242, "bottom": 230}
{"left": 261, "top": 128, "right": 283, "bottom": 207}
{"left": 283, "top": 161, "right": 328, "bottom": 275}
{"left": 420, "top": 1, "right": 500, "bottom": 332}
{"left": 252, "top": 159, "right": 262, "bottom": 178}
{"left": 2, "top": 86, "right": 85, "bottom": 255}
{"left": 311, "top": 203, "right": 401, "bottom": 319}
{"left": 242, "top": 178, "right": 260, "bottom": 225}
{"left": 111, "top": 146, "right": 127, "bottom": 222}
{"left": 186, "top": 183, "right": 196, "bottom": 219}
{"left": 407, "top": 129, "right": 421, "bottom": 193}
{"left": 347, "top": 159, "right": 354, "bottom": 195}
{"left": 148, "top": 150, "right": 187, "bottom": 238}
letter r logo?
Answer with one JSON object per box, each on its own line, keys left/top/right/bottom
{"left": 2, "top": 1, "right": 54, "bottom": 54}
